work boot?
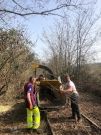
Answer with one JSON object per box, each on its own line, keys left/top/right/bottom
{"left": 26, "top": 128, "right": 33, "bottom": 134}
{"left": 33, "top": 129, "right": 42, "bottom": 134}
{"left": 68, "top": 116, "right": 75, "bottom": 119}
{"left": 77, "top": 117, "right": 82, "bottom": 123}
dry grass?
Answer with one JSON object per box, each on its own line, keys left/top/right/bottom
{"left": 0, "top": 105, "right": 12, "bottom": 113}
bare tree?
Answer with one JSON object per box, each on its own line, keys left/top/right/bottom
{"left": 42, "top": 1, "right": 101, "bottom": 79}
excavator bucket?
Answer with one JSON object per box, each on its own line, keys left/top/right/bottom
{"left": 37, "top": 80, "right": 66, "bottom": 110}
{"left": 32, "top": 63, "right": 67, "bottom": 110}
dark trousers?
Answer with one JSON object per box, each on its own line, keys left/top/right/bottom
{"left": 70, "top": 93, "right": 81, "bottom": 119}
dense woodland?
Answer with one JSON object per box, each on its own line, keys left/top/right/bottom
{"left": 0, "top": 28, "right": 39, "bottom": 100}
{"left": 0, "top": 0, "right": 101, "bottom": 102}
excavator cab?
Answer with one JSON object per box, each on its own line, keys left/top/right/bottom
{"left": 32, "top": 64, "right": 66, "bottom": 110}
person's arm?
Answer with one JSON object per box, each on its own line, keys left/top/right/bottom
{"left": 27, "top": 84, "right": 33, "bottom": 109}
{"left": 60, "top": 85, "right": 73, "bottom": 94}
{"left": 27, "top": 92, "right": 33, "bottom": 109}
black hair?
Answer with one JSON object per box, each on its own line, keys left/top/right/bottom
{"left": 39, "top": 74, "right": 44, "bottom": 77}
{"left": 29, "top": 76, "right": 33, "bottom": 82}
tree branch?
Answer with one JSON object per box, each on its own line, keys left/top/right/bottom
{"left": 0, "top": 4, "right": 77, "bottom": 16}
{"left": 11, "top": 0, "right": 30, "bottom": 11}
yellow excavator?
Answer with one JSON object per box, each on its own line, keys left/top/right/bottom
{"left": 32, "top": 63, "right": 66, "bottom": 110}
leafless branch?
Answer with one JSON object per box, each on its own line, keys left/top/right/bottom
{"left": 0, "top": 4, "right": 77, "bottom": 16}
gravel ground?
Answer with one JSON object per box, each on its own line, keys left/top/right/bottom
{"left": 47, "top": 91, "right": 101, "bottom": 135}
{"left": 79, "top": 91, "right": 101, "bottom": 127}
{"left": 0, "top": 91, "right": 101, "bottom": 134}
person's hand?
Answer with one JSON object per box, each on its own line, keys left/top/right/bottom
{"left": 59, "top": 85, "right": 63, "bottom": 91}
{"left": 59, "top": 85, "right": 64, "bottom": 94}
{"left": 29, "top": 104, "right": 33, "bottom": 110}
{"left": 60, "top": 90, "right": 64, "bottom": 94}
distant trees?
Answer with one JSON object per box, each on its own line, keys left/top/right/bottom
{"left": 43, "top": 1, "right": 100, "bottom": 81}
{"left": 0, "top": 0, "right": 101, "bottom": 98}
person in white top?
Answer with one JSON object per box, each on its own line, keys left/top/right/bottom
{"left": 60, "top": 74, "right": 81, "bottom": 122}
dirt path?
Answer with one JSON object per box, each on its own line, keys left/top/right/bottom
{"left": 0, "top": 101, "right": 28, "bottom": 135}
{"left": 0, "top": 92, "right": 101, "bottom": 135}
{"left": 79, "top": 91, "right": 101, "bottom": 127}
